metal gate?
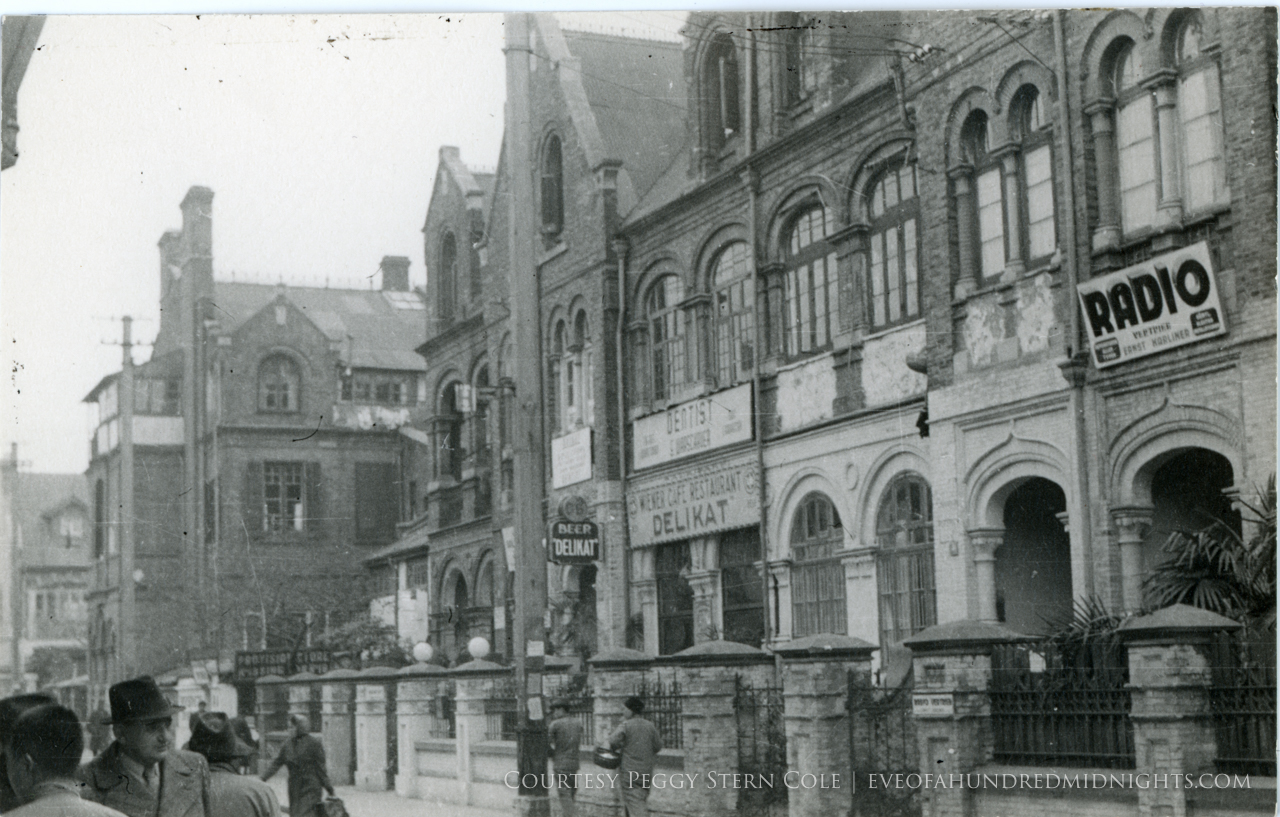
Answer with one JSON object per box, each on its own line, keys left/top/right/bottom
{"left": 733, "top": 676, "right": 788, "bottom": 817}
{"left": 848, "top": 669, "right": 919, "bottom": 817}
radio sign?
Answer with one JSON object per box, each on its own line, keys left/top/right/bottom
{"left": 549, "top": 520, "right": 599, "bottom": 564}
{"left": 1077, "top": 241, "right": 1226, "bottom": 369}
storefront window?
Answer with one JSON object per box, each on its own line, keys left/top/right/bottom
{"left": 656, "top": 541, "right": 694, "bottom": 654}
{"left": 720, "top": 528, "right": 764, "bottom": 647}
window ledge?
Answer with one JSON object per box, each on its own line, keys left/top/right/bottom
{"left": 538, "top": 241, "right": 569, "bottom": 267}
{"left": 775, "top": 348, "right": 836, "bottom": 376}
{"left": 860, "top": 318, "right": 926, "bottom": 345}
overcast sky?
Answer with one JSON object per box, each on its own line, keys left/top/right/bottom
{"left": 1, "top": 11, "right": 686, "bottom": 474}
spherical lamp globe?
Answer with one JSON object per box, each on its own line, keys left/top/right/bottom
{"left": 412, "top": 642, "right": 434, "bottom": 664}
{"left": 468, "top": 637, "right": 491, "bottom": 661}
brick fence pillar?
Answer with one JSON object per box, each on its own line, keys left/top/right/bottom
{"left": 353, "top": 666, "right": 397, "bottom": 791}
{"left": 395, "top": 662, "right": 449, "bottom": 798}
{"left": 451, "top": 659, "right": 510, "bottom": 806}
{"left": 774, "top": 635, "right": 876, "bottom": 817}
{"left": 320, "top": 669, "right": 358, "bottom": 786}
{"left": 670, "top": 640, "right": 772, "bottom": 817}
{"left": 1117, "top": 604, "right": 1242, "bottom": 817}
{"left": 286, "top": 671, "right": 320, "bottom": 732}
{"left": 902, "top": 620, "right": 1029, "bottom": 817}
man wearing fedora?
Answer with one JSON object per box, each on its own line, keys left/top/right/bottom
{"left": 77, "top": 676, "right": 211, "bottom": 817}
{"left": 188, "top": 713, "right": 280, "bottom": 817}
{"left": 261, "top": 715, "right": 333, "bottom": 817}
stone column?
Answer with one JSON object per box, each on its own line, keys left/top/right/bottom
{"left": 774, "top": 635, "right": 875, "bottom": 817}
{"left": 1147, "top": 72, "right": 1184, "bottom": 228}
{"left": 1086, "top": 100, "right": 1122, "bottom": 253}
{"left": 1118, "top": 605, "right": 1243, "bottom": 817}
{"left": 767, "top": 560, "right": 792, "bottom": 644}
{"left": 450, "top": 659, "right": 508, "bottom": 806}
{"left": 633, "top": 546, "right": 658, "bottom": 655}
{"left": 1111, "top": 506, "right": 1153, "bottom": 614}
{"left": 320, "top": 669, "right": 359, "bottom": 786}
{"left": 354, "top": 667, "right": 397, "bottom": 791}
{"left": 688, "top": 536, "right": 720, "bottom": 643}
{"left": 996, "top": 146, "right": 1025, "bottom": 280}
{"left": 671, "top": 644, "right": 772, "bottom": 817}
{"left": 949, "top": 164, "right": 979, "bottom": 298}
{"left": 395, "top": 664, "right": 448, "bottom": 798}
{"left": 902, "top": 621, "right": 1030, "bottom": 817}
{"left": 967, "top": 529, "right": 1004, "bottom": 622}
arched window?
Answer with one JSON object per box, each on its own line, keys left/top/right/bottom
{"left": 440, "top": 232, "right": 458, "bottom": 322}
{"left": 93, "top": 479, "right": 105, "bottom": 559}
{"left": 1012, "top": 86, "right": 1058, "bottom": 263}
{"left": 1176, "top": 17, "right": 1229, "bottom": 212}
{"left": 868, "top": 161, "right": 921, "bottom": 329}
{"left": 498, "top": 335, "right": 514, "bottom": 452}
{"left": 258, "top": 355, "right": 300, "bottom": 413}
{"left": 704, "top": 33, "right": 741, "bottom": 148}
{"left": 875, "top": 475, "right": 936, "bottom": 646}
{"left": 473, "top": 364, "right": 491, "bottom": 461}
{"left": 436, "top": 381, "right": 464, "bottom": 481}
{"left": 783, "top": 204, "right": 839, "bottom": 356}
{"left": 550, "top": 320, "right": 566, "bottom": 432}
{"left": 1112, "top": 42, "right": 1158, "bottom": 233}
{"left": 646, "top": 276, "right": 686, "bottom": 401}
{"left": 541, "top": 135, "right": 564, "bottom": 237}
{"left": 781, "top": 14, "right": 816, "bottom": 108}
{"left": 574, "top": 310, "right": 594, "bottom": 426}
{"left": 790, "top": 493, "right": 846, "bottom": 637}
{"left": 961, "top": 111, "right": 1006, "bottom": 280}
{"left": 712, "top": 241, "right": 754, "bottom": 385}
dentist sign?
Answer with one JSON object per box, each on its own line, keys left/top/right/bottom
{"left": 1077, "top": 241, "right": 1226, "bottom": 369}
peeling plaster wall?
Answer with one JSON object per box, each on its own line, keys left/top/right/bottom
{"left": 962, "top": 295, "right": 1005, "bottom": 368}
{"left": 862, "top": 322, "right": 928, "bottom": 406}
{"left": 775, "top": 354, "right": 837, "bottom": 432}
{"left": 330, "top": 403, "right": 413, "bottom": 431}
{"left": 1015, "top": 274, "right": 1056, "bottom": 356}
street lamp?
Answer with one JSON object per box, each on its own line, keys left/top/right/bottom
{"left": 467, "top": 637, "right": 491, "bottom": 662}
{"left": 412, "top": 642, "right": 434, "bottom": 664}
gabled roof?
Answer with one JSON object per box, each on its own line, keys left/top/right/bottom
{"left": 13, "top": 472, "right": 92, "bottom": 567}
{"left": 208, "top": 282, "right": 427, "bottom": 371}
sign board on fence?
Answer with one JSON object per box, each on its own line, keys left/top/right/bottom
{"left": 1077, "top": 241, "right": 1226, "bottom": 369}
{"left": 912, "top": 693, "right": 955, "bottom": 717}
{"left": 548, "top": 519, "right": 600, "bottom": 563}
{"left": 232, "top": 649, "right": 331, "bottom": 683}
{"left": 633, "top": 383, "right": 753, "bottom": 470}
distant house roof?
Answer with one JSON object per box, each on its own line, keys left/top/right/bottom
{"left": 14, "top": 472, "right": 91, "bottom": 568}
{"left": 208, "top": 282, "right": 427, "bottom": 372}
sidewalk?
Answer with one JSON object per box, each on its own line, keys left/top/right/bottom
{"left": 263, "top": 777, "right": 512, "bottom": 817}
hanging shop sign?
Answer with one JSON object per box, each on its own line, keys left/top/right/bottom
{"left": 551, "top": 426, "right": 593, "bottom": 488}
{"left": 1077, "top": 241, "right": 1226, "bottom": 369}
{"left": 627, "top": 455, "right": 759, "bottom": 547}
{"left": 548, "top": 519, "right": 600, "bottom": 564}
{"left": 633, "top": 383, "right": 753, "bottom": 470}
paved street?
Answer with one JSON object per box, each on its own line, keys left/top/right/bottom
{"left": 263, "top": 777, "right": 511, "bottom": 817}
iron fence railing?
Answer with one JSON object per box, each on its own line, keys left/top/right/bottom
{"left": 734, "top": 676, "right": 788, "bottom": 817}
{"left": 637, "top": 675, "right": 683, "bottom": 750}
{"left": 428, "top": 687, "right": 456, "bottom": 740}
{"left": 1210, "top": 630, "right": 1276, "bottom": 776}
{"left": 485, "top": 677, "right": 518, "bottom": 741}
{"left": 990, "top": 641, "right": 1135, "bottom": 769}
{"left": 544, "top": 675, "right": 595, "bottom": 745}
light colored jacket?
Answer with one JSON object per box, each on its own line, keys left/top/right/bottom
{"left": 7, "top": 780, "right": 128, "bottom": 817}
{"left": 77, "top": 742, "right": 211, "bottom": 817}
{"left": 207, "top": 763, "right": 280, "bottom": 817}
{"left": 608, "top": 716, "right": 663, "bottom": 779}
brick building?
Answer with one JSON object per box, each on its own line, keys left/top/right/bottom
{"left": 84, "top": 187, "right": 424, "bottom": 709}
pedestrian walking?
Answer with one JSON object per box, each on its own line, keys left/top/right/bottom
{"left": 0, "top": 693, "right": 57, "bottom": 813}
{"left": 228, "top": 717, "right": 259, "bottom": 775}
{"left": 3, "top": 703, "right": 127, "bottom": 817}
{"left": 607, "top": 696, "right": 662, "bottom": 817}
{"left": 188, "top": 712, "right": 280, "bottom": 817}
{"left": 261, "top": 715, "right": 333, "bottom": 817}
{"left": 77, "top": 676, "right": 211, "bottom": 817}
{"left": 547, "top": 701, "right": 583, "bottom": 817}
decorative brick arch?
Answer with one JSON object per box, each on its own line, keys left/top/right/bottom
{"left": 945, "top": 87, "right": 1004, "bottom": 168}
{"left": 633, "top": 256, "right": 685, "bottom": 306}
{"left": 771, "top": 468, "right": 850, "bottom": 561}
{"left": 1108, "top": 399, "right": 1242, "bottom": 507}
{"left": 1080, "top": 10, "right": 1152, "bottom": 103}
{"left": 1155, "top": 8, "right": 1221, "bottom": 69}
{"left": 693, "top": 222, "right": 750, "bottom": 292}
{"left": 845, "top": 135, "right": 916, "bottom": 227}
{"left": 994, "top": 60, "right": 1059, "bottom": 118}
{"left": 762, "top": 175, "right": 845, "bottom": 259}
{"left": 965, "top": 434, "right": 1071, "bottom": 529}
{"left": 856, "top": 445, "right": 931, "bottom": 550}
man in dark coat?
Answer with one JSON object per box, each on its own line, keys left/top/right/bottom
{"left": 608, "top": 697, "right": 663, "bottom": 817}
{"left": 0, "top": 693, "right": 57, "bottom": 812}
{"left": 77, "top": 676, "right": 212, "bottom": 817}
{"left": 261, "top": 715, "right": 333, "bottom": 817}
{"left": 189, "top": 712, "right": 280, "bottom": 817}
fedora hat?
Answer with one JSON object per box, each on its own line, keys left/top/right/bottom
{"left": 189, "top": 713, "right": 253, "bottom": 763}
{"left": 107, "top": 676, "right": 182, "bottom": 725}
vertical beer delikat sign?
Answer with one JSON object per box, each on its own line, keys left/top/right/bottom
{"left": 1077, "top": 241, "right": 1226, "bottom": 368}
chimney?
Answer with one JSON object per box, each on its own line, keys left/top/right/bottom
{"left": 158, "top": 230, "right": 182, "bottom": 298}
{"left": 178, "top": 186, "right": 215, "bottom": 303}
{"left": 380, "top": 256, "right": 411, "bottom": 292}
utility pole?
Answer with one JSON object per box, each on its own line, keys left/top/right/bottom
{"left": 119, "top": 316, "right": 136, "bottom": 678}
{"left": 505, "top": 12, "right": 550, "bottom": 817}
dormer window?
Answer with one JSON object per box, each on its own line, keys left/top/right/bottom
{"left": 258, "top": 355, "right": 300, "bottom": 413}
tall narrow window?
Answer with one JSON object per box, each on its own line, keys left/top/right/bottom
{"left": 436, "top": 382, "right": 465, "bottom": 481}
{"left": 867, "top": 162, "right": 920, "bottom": 330}
{"left": 875, "top": 475, "right": 936, "bottom": 646}
{"left": 1014, "top": 87, "right": 1058, "bottom": 263}
{"left": 646, "top": 276, "right": 686, "bottom": 402}
{"left": 439, "top": 232, "right": 458, "bottom": 322}
{"left": 705, "top": 33, "right": 741, "bottom": 147}
{"left": 712, "top": 241, "right": 754, "bottom": 385}
{"left": 1176, "top": 18, "right": 1229, "bottom": 212}
{"left": 1113, "top": 42, "right": 1157, "bottom": 233}
{"left": 263, "top": 462, "right": 304, "bottom": 533}
{"left": 961, "top": 111, "right": 1006, "bottom": 280}
{"left": 656, "top": 540, "right": 694, "bottom": 654}
{"left": 783, "top": 205, "right": 839, "bottom": 356}
{"left": 258, "top": 355, "right": 300, "bottom": 413}
{"left": 541, "top": 135, "right": 564, "bottom": 237}
{"left": 720, "top": 528, "right": 764, "bottom": 647}
{"left": 574, "top": 311, "right": 593, "bottom": 426}
{"left": 790, "top": 493, "right": 846, "bottom": 637}
{"left": 551, "top": 321, "right": 567, "bottom": 432}
{"left": 473, "top": 365, "right": 491, "bottom": 460}
{"left": 93, "top": 479, "right": 105, "bottom": 559}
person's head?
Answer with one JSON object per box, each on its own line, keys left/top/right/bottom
{"left": 108, "top": 676, "right": 181, "bottom": 766}
{"left": 623, "top": 697, "right": 645, "bottom": 717}
{"left": 289, "top": 714, "right": 309, "bottom": 738}
{"left": 5, "top": 704, "right": 84, "bottom": 802}
{"left": 550, "top": 701, "right": 570, "bottom": 719}
{"left": 188, "top": 712, "right": 252, "bottom": 766}
{"left": 0, "top": 694, "right": 57, "bottom": 811}
{"left": 196, "top": 701, "right": 207, "bottom": 713}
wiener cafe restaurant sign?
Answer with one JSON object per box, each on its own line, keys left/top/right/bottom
{"left": 1077, "top": 241, "right": 1226, "bottom": 369}
{"left": 633, "top": 383, "right": 752, "bottom": 470}
{"left": 627, "top": 456, "right": 759, "bottom": 547}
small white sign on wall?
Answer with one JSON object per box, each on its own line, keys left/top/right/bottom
{"left": 912, "top": 693, "right": 955, "bottom": 717}
{"left": 551, "top": 426, "right": 592, "bottom": 488}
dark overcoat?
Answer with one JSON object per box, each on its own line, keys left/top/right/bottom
{"left": 77, "top": 741, "right": 211, "bottom": 817}
{"left": 263, "top": 733, "right": 331, "bottom": 817}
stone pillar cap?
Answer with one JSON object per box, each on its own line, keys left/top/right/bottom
{"left": 1117, "top": 604, "right": 1242, "bottom": 641}
{"left": 286, "top": 671, "right": 320, "bottom": 683}
{"left": 901, "top": 620, "right": 1033, "bottom": 652}
{"left": 396, "top": 663, "right": 449, "bottom": 677}
{"left": 255, "top": 675, "right": 287, "bottom": 686}
{"left": 355, "top": 665, "right": 400, "bottom": 680}
{"left": 772, "top": 634, "right": 876, "bottom": 659}
{"left": 319, "top": 668, "right": 361, "bottom": 680}
{"left": 587, "top": 648, "right": 653, "bottom": 667}
{"left": 663, "top": 640, "right": 772, "bottom": 666}
{"left": 448, "top": 659, "right": 510, "bottom": 676}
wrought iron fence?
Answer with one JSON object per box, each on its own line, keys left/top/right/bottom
{"left": 637, "top": 675, "right": 683, "bottom": 749}
{"left": 485, "top": 677, "right": 518, "bottom": 741}
{"left": 1210, "top": 629, "right": 1277, "bottom": 776}
{"left": 428, "top": 686, "right": 456, "bottom": 739}
{"left": 990, "top": 641, "right": 1135, "bottom": 769}
{"left": 545, "top": 674, "right": 595, "bottom": 745}
{"left": 848, "top": 669, "right": 919, "bottom": 817}
{"left": 734, "top": 676, "right": 788, "bottom": 817}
